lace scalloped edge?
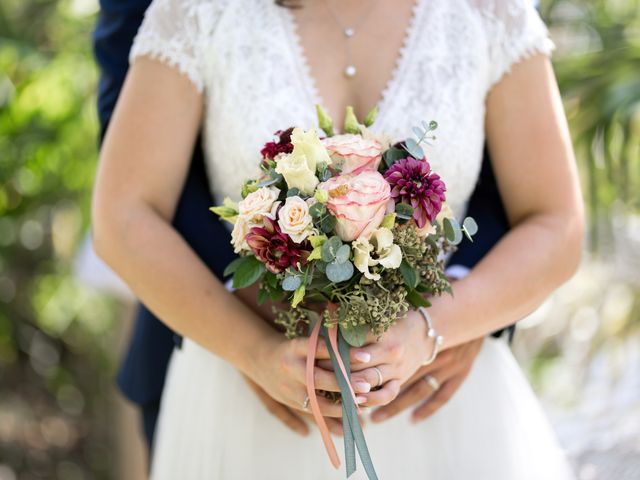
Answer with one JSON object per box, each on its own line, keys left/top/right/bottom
{"left": 488, "top": 35, "right": 556, "bottom": 90}
{"left": 129, "top": 36, "right": 205, "bottom": 93}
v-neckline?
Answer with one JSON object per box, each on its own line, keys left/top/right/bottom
{"left": 279, "top": 0, "right": 425, "bottom": 130}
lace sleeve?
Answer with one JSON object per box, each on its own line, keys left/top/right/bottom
{"left": 480, "top": 0, "right": 555, "bottom": 89}
{"left": 129, "top": 0, "right": 206, "bottom": 92}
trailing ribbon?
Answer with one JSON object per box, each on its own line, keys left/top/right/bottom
{"left": 305, "top": 304, "right": 379, "bottom": 479}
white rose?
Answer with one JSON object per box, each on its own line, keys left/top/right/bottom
{"left": 352, "top": 227, "right": 402, "bottom": 281}
{"left": 238, "top": 187, "right": 280, "bottom": 223}
{"left": 277, "top": 196, "right": 313, "bottom": 243}
{"left": 274, "top": 151, "right": 319, "bottom": 194}
{"left": 290, "top": 127, "right": 332, "bottom": 171}
{"left": 231, "top": 215, "right": 252, "bottom": 254}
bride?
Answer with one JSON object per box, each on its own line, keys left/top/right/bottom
{"left": 92, "top": 0, "right": 583, "bottom": 478}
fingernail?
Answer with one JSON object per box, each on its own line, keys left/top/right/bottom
{"left": 354, "top": 381, "right": 371, "bottom": 393}
{"left": 356, "top": 396, "right": 368, "bottom": 405}
{"left": 354, "top": 352, "right": 371, "bottom": 363}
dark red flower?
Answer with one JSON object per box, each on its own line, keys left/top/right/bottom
{"left": 383, "top": 157, "right": 446, "bottom": 228}
{"left": 261, "top": 127, "right": 295, "bottom": 161}
{"left": 246, "top": 217, "right": 311, "bottom": 274}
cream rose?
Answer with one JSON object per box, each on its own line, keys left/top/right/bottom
{"left": 290, "top": 127, "right": 332, "bottom": 171}
{"left": 352, "top": 227, "right": 402, "bottom": 281}
{"left": 322, "top": 134, "right": 383, "bottom": 174}
{"left": 416, "top": 202, "right": 455, "bottom": 237}
{"left": 274, "top": 151, "right": 319, "bottom": 194}
{"left": 231, "top": 216, "right": 252, "bottom": 254}
{"left": 238, "top": 187, "right": 280, "bottom": 223}
{"left": 318, "top": 170, "right": 391, "bottom": 242}
{"left": 277, "top": 196, "right": 313, "bottom": 243}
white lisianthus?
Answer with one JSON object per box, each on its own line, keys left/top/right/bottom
{"left": 278, "top": 196, "right": 314, "bottom": 243}
{"left": 290, "top": 127, "right": 332, "bottom": 171}
{"left": 238, "top": 187, "right": 280, "bottom": 223}
{"left": 352, "top": 227, "right": 402, "bottom": 281}
{"left": 274, "top": 151, "right": 319, "bottom": 194}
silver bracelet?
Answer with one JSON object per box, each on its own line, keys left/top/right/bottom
{"left": 418, "top": 307, "right": 444, "bottom": 366}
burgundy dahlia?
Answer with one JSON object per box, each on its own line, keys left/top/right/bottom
{"left": 246, "top": 217, "right": 311, "bottom": 274}
{"left": 260, "top": 127, "right": 295, "bottom": 161}
{"left": 383, "top": 157, "right": 446, "bottom": 228}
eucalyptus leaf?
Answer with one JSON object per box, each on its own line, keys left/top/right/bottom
{"left": 257, "top": 287, "right": 270, "bottom": 305}
{"left": 321, "top": 236, "right": 342, "bottom": 262}
{"left": 339, "top": 323, "right": 369, "bottom": 348}
{"left": 383, "top": 147, "right": 407, "bottom": 168}
{"left": 326, "top": 260, "right": 354, "bottom": 283}
{"left": 309, "top": 202, "right": 327, "bottom": 219}
{"left": 320, "top": 214, "right": 336, "bottom": 233}
{"left": 462, "top": 216, "right": 478, "bottom": 240}
{"left": 443, "top": 217, "right": 463, "bottom": 245}
{"left": 286, "top": 188, "right": 300, "bottom": 198}
{"left": 412, "top": 126, "right": 425, "bottom": 139}
{"left": 395, "top": 203, "right": 414, "bottom": 221}
{"left": 282, "top": 275, "right": 302, "bottom": 292}
{"left": 404, "top": 138, "right": 424, "bottom": 159}
{"left": 335, "top": 244, "right": 351, "bottom": 264}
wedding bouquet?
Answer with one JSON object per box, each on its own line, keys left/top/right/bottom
{"left": 211, "top": 106, "right": 476, "bottom": 479}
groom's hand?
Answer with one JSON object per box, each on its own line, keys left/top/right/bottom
{"left": 370, "top": 337, "right": 484, "bottom": 423}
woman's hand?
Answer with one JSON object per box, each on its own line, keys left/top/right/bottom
{"left": 248, "top": 333, "right": 374, "bottom": 418}
{"left": 316, "top": 311, "right": 432, "bottom": 408}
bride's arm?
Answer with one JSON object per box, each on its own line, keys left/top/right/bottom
{"left": 92, "top": 58, "right": 348, "bottom": 415}
{"left": 431, "top": 53, "right": 584, "bottom": 348}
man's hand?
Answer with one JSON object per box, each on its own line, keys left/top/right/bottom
{"left": 242, "top": 375, "right": 344, "bottom": 437}
{"left": 370, "top": 337, "right": 484, "bottom": 423}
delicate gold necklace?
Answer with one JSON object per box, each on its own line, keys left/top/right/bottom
{"left": 323, "top": 0, "right": 380, "bottom": 78}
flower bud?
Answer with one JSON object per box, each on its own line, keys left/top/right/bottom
{"left": 363, "top": 105, "right": 378, "bottom": 127}
{"left": 316, "top": 104, "right": 334, "bottom": 137}
{"left": 343, "top": 106, "right": 360, "bottom": 135}
{"left": 314, "top": 188, "right": 329, "bottom": 204}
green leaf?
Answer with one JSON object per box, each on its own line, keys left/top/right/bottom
{"left": 286, "top": 187, "right": 300, "bottom": 198}
{"left": 335, "top": 244, "right": 351, "bottom": 264}
{"left": 319, "top": 214, "right": 336, "bottom": 233}
{"left": 257, "top": 177, "right": 280, "bottom": 188}
{"left": 443, "top": 218, "right": 463, "bottom": 245}
{"left": 257, "top": 287, "right": 270, "bottom": 305}
{"left": 309, "top": 202, "right": 327, "bottom": 219}
{"left": 412, "top": 126, "right": 425, "bottom": 139}
{"left": 382, "top": 147, "right": 406, "bottom": 168}
{"left": 209, "top": 205, "right": 238, "bottom": 219}
{"left": 282, "top": 275, "right": 302, "bottom": 292}
{"left": 326, "top": 260, "right": 354, "bottom": 283}
{"left": 223, "top": 257, "right": 244, "bottom": 277}
{"left": 395, "top": 203, "right": 414, "bottom": 221}
{"left": 232, "top": 256, "right": 266, "bottom": 289}
{"left": 399, "top": 260, "right": 418, "bottom": 289}
{"left": 339, "top": 323, "right": 369, "bottom": 347}
{"left": 380, "top": 213, "right": 396, "bottom": 229}
{"left": 406, "top": 289, "right": 430, "bottom": 308}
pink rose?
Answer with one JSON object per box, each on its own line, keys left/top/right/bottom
{"left": 322, "top": 134, "right": 383, "bottom": 174}
{"left": 318, "top": 170, "right": 391, "bottom": 242}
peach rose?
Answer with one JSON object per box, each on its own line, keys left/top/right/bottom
{"left": 277, "top": 196, "right": 313, "bottom": 243}
{"left": 322, "top": 134, "right": 383, "bottom": 174}
{"left": 238, "top": 187, "right": 280, "bottom": 223}
{"left": 318, "top": 170, "right": 391, "bottom": 242}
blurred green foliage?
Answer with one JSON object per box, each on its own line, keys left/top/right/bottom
{"left": 0, "top": 0, "right": 638, "bottom": 478}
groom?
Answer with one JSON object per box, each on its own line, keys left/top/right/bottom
{"left": 94, "top": 0, "right": 514, "bottom": 454}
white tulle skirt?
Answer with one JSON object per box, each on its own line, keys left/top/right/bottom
{"left": 150, "top": 337, "right": 575, "bottom": 480}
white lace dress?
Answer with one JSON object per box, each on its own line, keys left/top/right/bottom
{"left": 130, "top": 0, "right": 575, "bottom": 478}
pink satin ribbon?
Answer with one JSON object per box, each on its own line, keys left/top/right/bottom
{"left": 305, "top": 303, "right": 360, "bottom": 469}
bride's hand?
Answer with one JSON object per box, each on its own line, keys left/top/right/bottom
{"left": 249, "top": 334, "right": 372, "bottom": 418}
{"left": 332, "top": 311, "right": 432, "bottom": 408}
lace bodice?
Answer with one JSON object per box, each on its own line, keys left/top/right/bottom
{"left": 130, "top": 0, "right": 553, "bottom": 220}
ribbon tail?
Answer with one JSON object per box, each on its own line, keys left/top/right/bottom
{"left": 328, "top": 326, "right": 359, "bottom": 410}
{"left": 306, "top": 318, "right": 341, "bottom": 469}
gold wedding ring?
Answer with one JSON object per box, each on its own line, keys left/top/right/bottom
{"left": 373, "top": 366, "right": 384, "bottom": 388}
{"left": 302, "top": 395, "right": 310, "bottom": 411}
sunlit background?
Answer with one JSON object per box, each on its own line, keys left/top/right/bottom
{"left": 1, "top": 0, "right": 639, "bottom": 479}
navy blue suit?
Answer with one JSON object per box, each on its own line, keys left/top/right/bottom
{"left": 94, "top": 0, "right": 512, "bottom": 453}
